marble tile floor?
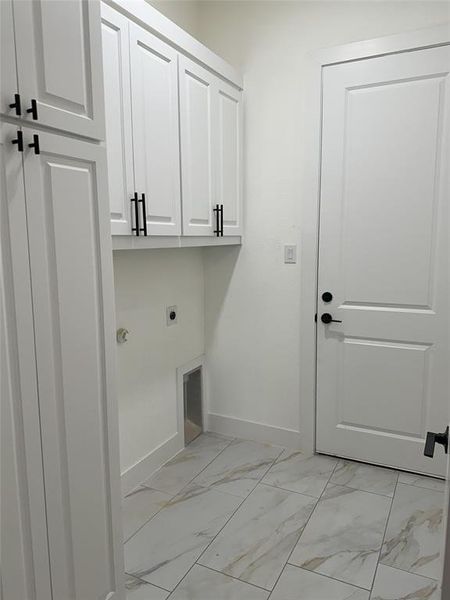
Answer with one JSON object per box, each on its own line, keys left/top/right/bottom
{"left": 123, "top": 433, "right": 445, "bottom": 599}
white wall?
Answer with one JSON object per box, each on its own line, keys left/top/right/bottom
{"left": 113, "top": 249, "right": 204, "bottom": 475}
{"left": 199, "top": 1, "right": 450, "bottom": 440}
{"left": 147, "top": 0, "right": 200, "bottom": 36}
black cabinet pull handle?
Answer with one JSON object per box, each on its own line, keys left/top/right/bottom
{"left": 220, "top": 204, "right": 224, "bottom": 236}
{"left": 424, "top": 427, "right": 449, "bottom": 458}
{"left": 213, "top": 204, "right": 220, "bottom": 236}
{"left": 139, "top": 193, "right": 148, "bottom": 236}
{"left": 28, "top": 134, "right": 40, "bottom": 155}
{"left": 26, "top": 99, "right": 38, "bottom": 120}
{"left": 9, "top": 93, "right": 21, "bottom": 116}
{"left": 11, "top": 130, "right": 24, "bottom": 152}
{"left": 321, "top": 313, "right": 342, "bottom": 324}
{"left": 131, "top": 192, "right": 140, "bottom": 236}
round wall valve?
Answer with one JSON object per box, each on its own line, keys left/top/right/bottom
{"left": 116, "top": 328, "right": 129, "bottom": 344}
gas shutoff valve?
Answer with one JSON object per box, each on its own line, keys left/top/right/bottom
{"left": 116, "top": 328, "right": 129, "bottom": 344}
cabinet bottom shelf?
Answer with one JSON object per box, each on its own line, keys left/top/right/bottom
{"left": 111, "top": 235, "right": 242, "bottom": 251}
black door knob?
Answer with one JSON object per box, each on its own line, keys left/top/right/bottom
{"left": 322, "top": 292, "right": 333, "bottom": 303}
{"left": 321, "top": 313, "right": 342, "bottom": 324}
{"left": 424, "top": 426, "right": 449, "bottom": 458}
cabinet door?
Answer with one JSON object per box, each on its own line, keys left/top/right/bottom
{"left": 1, "top": 123, "right": 52, "bottom": 600}
{"left": 179, "top": 56, "right": 216, "bottom": 236}
{"left": 130, "top": 23, "right": 181, "bottom": 235}
{"left": 13, "top": 0, "right": 105, "bottom": 139}
{"left": 21, "top": 128, "right": 124, "bottom": 600}
{"left": 1, "top": 0, "right": 20, "bottom": 119}
{"left": 101, "top": 2, "right": 134, "bottom": 235}
{"left": 216, "top": 80, "right": 243, "bottom": 236}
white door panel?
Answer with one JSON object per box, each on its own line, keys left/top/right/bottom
{"left": 316, "top": 45, "right": 450, "bottom": 476}
{"left": 217, "top": 80, "right": 242, "bottom": 236}
{"left": 13, "top": 0, "right": 105, "bottom": 139}
{"left": 101, "top": 3, "right": 134, "bottom": 235}
{"left": 130, "top": 23, "right": 181, "bottom": 235}
{"left": 21, "top": 128, "right": 124, "bottom": 600}
{"left": 179, "top": 56, "right": 216, "bottom": 236}
{"left": 0, "top": 123, "right": 52, "bottom": 600}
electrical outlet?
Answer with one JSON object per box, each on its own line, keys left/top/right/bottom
{"left": 166, "top": 305, "right": 177, "bottom": 326}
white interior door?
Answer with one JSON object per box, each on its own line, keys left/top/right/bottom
{"left": 101, "top": 2, "right": 134, "bottom": 235}
{"left": 13, "top": 0, "right": 105, "bottom": 139}
{"left": 316, "top": 44, "right": 450, "bottom": 477}
{"left": 216, "top": 79, "right": 243, "bottom": 236}
{"left": 130, "top": 23, "right": 181, "bottom": 236}
{"left": 179, "top": 55, "right": 216, "bottom": 236}
{"left": 21, "top": 127, "right": 124, "bottom": 600}
{"left": 1, "top": 123, "right": 52, "bottom": 600}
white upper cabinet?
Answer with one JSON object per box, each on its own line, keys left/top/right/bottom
{"left": 216, "top": 80, "right": 243, "bottom": 236}
{"left": 178, "top": 57, "right": 243, "bottom": 237}
{"left": 179, "top": 56, "right": 216, "bottom": 236}
{"left": 130, "top": 23, "right": 182, "bottom": 236}
{"left": 12, "top": 0, "right": 105, "bottom": 139}
{"left": 101, "top": 3, "right": 134, "bottom": 235}
{"left": 100, "top": 2, "right": 243, "bottom": 240}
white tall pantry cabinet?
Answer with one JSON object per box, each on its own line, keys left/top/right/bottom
{"left": 1, "top": 1, "right": 124, "bottom": 599}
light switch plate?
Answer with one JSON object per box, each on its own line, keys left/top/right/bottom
{"left": 284, "top": 245, "right": 297, "bottom": 264}
{"left": 166, "top": 305, "right": 177, "bottom": 326}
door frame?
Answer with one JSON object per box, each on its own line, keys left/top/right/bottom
{"left": 298, "top": 22, "right": 450, "bottom": 596}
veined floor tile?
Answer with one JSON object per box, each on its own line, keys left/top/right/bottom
{"left": 199, "top": 483, "right": 317, "bottom": 590}
{"left": 290, "top": 484, "right": 391, "bottom": 590}
{"left": 262, "top": 450, "right": 337, "bottom": 497}
{"left": 330, "top": 460, "right": 398, "bottom": 497}
{"left": 398, "top": 472, "right": 446, "bottom": 493}
{"left": 371, "top": 565, "right": 439, "bottom": 600}
{"left": 143, "top": 433, "right": 233, "bottom": 496}
{"left": 270, "top": 565, "right": 369, "bottom": 600}
{"left": 192, "top": 438, "right": 283, "bottom": 498}
{"left": 123, "top": 486, "right": 172, "bottom": 542}
{"left": 125, "top": 574, "right": 169, "bottom": 600}
{"left": 124, "top": 483, "right": 241, "bottom": 591}
{"left": 169, "top": 565, "right": 269, "bottom": 599}
{"left": 380, "top": 483, "right": 444, "bottom": 580}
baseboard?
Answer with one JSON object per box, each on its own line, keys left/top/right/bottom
{"left": 207, "top": 413, "right": 301, "bottom": 449}
{"left": 121, "top": 432, "right": 183, "bottom": 497}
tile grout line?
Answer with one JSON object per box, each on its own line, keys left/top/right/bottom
{"left": 123, "top": 435, "right": 236, "bottom": 545}
{"left": 165, "top": 444, "right": 287, "bottom": 599}
{"left": 266, "top": 458, "right": 340, "bottom": 599}
{"left": 369, "top": 469, "right": 400, "bottom": 595}
{"left": 125, "top": 572, "right": 171, "bottom": 594}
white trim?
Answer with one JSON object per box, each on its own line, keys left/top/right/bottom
{"left": 299, "top": 24, "right": 450, "bottom": 457}
{"left": 208, "top": 413, "right": 302, "bottom": 449}
{"left": 315, "top": 22, "right": 450, "bottom": 66}
{"left": 176, "top": 355, "right": 207, "bottom": 445}
{"left": 112, "top": 235, "right": 242, "bottom": 250}
{"left": 106, "top": 0, "right": 243, "bottom": 89}
{"left": 120, "top": 432, "right": 183, "bottom": 496}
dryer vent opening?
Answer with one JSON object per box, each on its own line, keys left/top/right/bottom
{"left": 183, "top": 367, "right": 203, "bottom": 445}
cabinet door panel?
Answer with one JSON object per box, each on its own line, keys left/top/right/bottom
{"left": 217, "top": 81, "right": 243, "bottom": 235}
{"left": 101, "top": 2, "right": 134, "bottom": 235}
{"left": 14, "top": 0, "right": 105, "bottom": 139}
{"left": 22, "top": 129, "right": 124, "bottom": 600}
{"left": 179, "top": 56, "right": 215, "bottom": 236}
{"left": 130, "top": 23, "right": 181, "bottom": 235}
{"left": 1, "top": 123, "right": 52, "bottom": 600}
{"left": 1, "top": 0, "right": 19, "bottom": 119}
